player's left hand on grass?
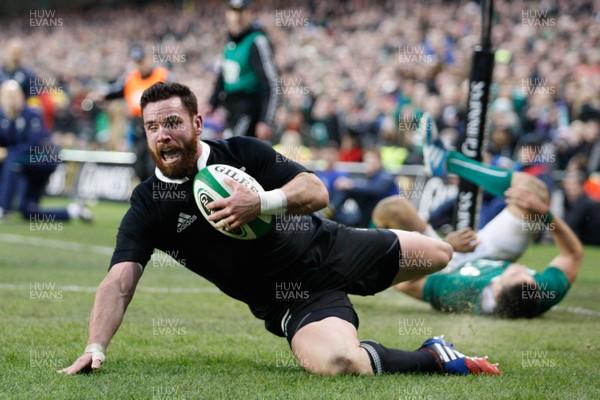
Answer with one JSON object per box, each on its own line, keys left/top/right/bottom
{"left": 504, "top": 187, "right": 549, "bottom": 215}
{"left": 58, "top": 344, "right": 105, "bottom": 375}
{"left": 444, "top": 228, "right": 479, "bottom": 253}
{"left": 207, "top": 178, "right": 261, "bottom": 230}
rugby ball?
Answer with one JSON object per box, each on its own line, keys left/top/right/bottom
{"left": 193, "top": 164, "right": 273, "bottom": 240}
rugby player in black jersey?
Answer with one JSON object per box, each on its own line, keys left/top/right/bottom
{"left": 60, "top": 82, "right": 500, "bottom": 377}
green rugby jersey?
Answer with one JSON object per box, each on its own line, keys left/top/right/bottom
{"left": 222, "top": 31, "right": 264, "bottom": 94}
{"left": 422, "top": 259, "right": 570, "bottom": 315}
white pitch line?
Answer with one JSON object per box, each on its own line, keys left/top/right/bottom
{"left": 3, "top": 234, "right": 600, "bottom": 317}
{"left": 2, "top": 283, "right": 599, "bottom": 316}
{"left": 0, "top": 283, "right": 220, "bottom": 295}
{"left": 0, "top": 233, "right": 113, "bottom": 255}
{"left": 552, "top": 306, "right": 600, "bottom": 318}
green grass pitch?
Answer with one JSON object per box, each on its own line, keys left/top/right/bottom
{"left": 1, "top": 199, "right": 599, "bottom": 399}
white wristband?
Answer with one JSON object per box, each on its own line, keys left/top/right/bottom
{"left": 85, "top": 343, "right": 106, "bottom": 363}
{"left": 259, "top": 189, "right": 287, "bottom": 215}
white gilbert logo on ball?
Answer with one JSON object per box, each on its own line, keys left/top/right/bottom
{"left": 194, "top": 164, "right": 273, "bottom": 240}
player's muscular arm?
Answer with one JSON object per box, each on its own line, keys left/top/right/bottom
{"left": 281, "top": 172, "right": 329, "bottom": 215}
{"left": 88, "top": 261, "right": 142, "bottom": 346}
{"left": 505, "top": 186, "right": 583, "bottom": 284}
{"left": 208, "top": 172, "right": 328, "bottom": 229}
{"left": 59, "top": 262, "right": 142, "bottom": 375}
{"left": 547, "top": 215, "right": 584, "bottom": 284}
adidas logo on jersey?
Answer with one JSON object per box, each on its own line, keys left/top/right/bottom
{"left": 177, "top": 212, "right": 197, "bottom": 233}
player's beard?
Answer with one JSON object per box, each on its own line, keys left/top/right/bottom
{"left": 149, "top": 134, "right": 199, "bottom": 180}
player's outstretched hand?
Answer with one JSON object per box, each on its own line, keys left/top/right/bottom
{"left": 444, "top": 228, "right": 479, "bottom": 253}
{"left": 58, "top": 345, "right": 105, "bottom": 375}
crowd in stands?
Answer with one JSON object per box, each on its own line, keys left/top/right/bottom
{"left": 1, "top": 0, "right": 599, "bottom": 240}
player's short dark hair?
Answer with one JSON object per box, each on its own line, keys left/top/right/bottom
{"left": 140, "top": 82, "right": 198, "bottom": 118}
{"left": 495, "top": 283, "right": 542, "bottom": 319}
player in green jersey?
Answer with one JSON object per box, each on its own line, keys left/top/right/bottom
{"left": 375, "top": 114, "right": 583, "bottom": 318}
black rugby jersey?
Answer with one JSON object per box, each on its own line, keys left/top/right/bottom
{"left": 110, "top": 137, "right": 343, "bottom": 307}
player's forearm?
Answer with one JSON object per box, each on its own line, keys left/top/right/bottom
{"left": 282, "top": 172, "right": 329, "bottom": 214}
{"left": 87, "top": 265, "right": 141, "bottom": 347}
{"left": 87, "top": 285, "right": 127, "bottom": 347}
{"left": 550, "top": 215, "right": 583, "bottom": 261}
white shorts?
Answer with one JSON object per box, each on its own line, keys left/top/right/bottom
{"left": 442, "top": 208, "right": 537, "bottom": 273}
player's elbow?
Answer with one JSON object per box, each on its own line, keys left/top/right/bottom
{"left": 569, "top": 249, "right": 584, "bottom": 270}
{"left": 573, "top": 240, "right": 584, "bottom": 263}
{"left": 104, "top": 262, "right": 142, "bottom": 298}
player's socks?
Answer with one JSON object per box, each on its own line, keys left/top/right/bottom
{"left": 359, "top": 337, "right": 501, "bottom": 376}
{"left": 445, "top": 151, "right": 512, "bottom": 198}
{"left": 359, "top": 340, "right": 440, "bottom": 374}
{"left": 420, "top": 112, "right": 512, "bottom": 198}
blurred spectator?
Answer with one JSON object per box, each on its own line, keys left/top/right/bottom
{"left": 562, "top": 170, "right": 600, "bottom": 246}
{"left": 70, "top": 79, "right": 103, "bottom": 147}
{"left": 553, "top": 121, "right": 586, "bottom": 170}
{"left": 206, "top": 0, "right": 280, "bottom": 141}
{"left": 272, "top": 130, "right": 312, "bottom": 163}
{"left": 0, "top": 80, "right": 91, "bottom": 221}
{"left": 331, "top": 147, "right": 399, "bottom": 227}
{"left": 488, "top": 125, "right": 516, "bottom": 159}
{"left": 0, "top": 0, "right": 597, "bottom": 228}
{"left": 274, "top": 106, "right": 311, "bottom": 145}
{"left": 565, "top": 153, "right": 600, "bottom": 203}
{"left": 0, "top": 38, "right": 37, "bottom": 98}
{"left": 338, "top": 130, "right": 363, "bottom": 162}
{"left": 582, "top": 110, "right": 600, "bottom": 172}
{"left": 92, "top": 44, "right": 171, "bottom": 181}
{"left": 377, "top": 114, "right": 409, "bottom": 171}
{"left": 52, "top": 94, "right": 77, "bottom": 137}
{"left": 315, "top": 141, "right": 348, "bottom": 196}
{"left": 514, "top": 137, "right": 555, "bottom": 193}
{"left": 309, "top": 95, "right": 343, "bottom": 147}
{"left": 0, "top": 37, "right": 58, "bottom": 131}
{"left": 0, "top": 80, "right": 44, "bottom": 217}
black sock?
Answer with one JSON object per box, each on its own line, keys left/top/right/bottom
{"left": 359, "top": 340, "right": 441, "bottom": 374}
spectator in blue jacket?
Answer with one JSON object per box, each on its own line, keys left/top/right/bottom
{"left": 331, "top": 147, "right": 399, "bottom": 227}
{"left": 0, "top": 80, "right": 91, "bottom": 222}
